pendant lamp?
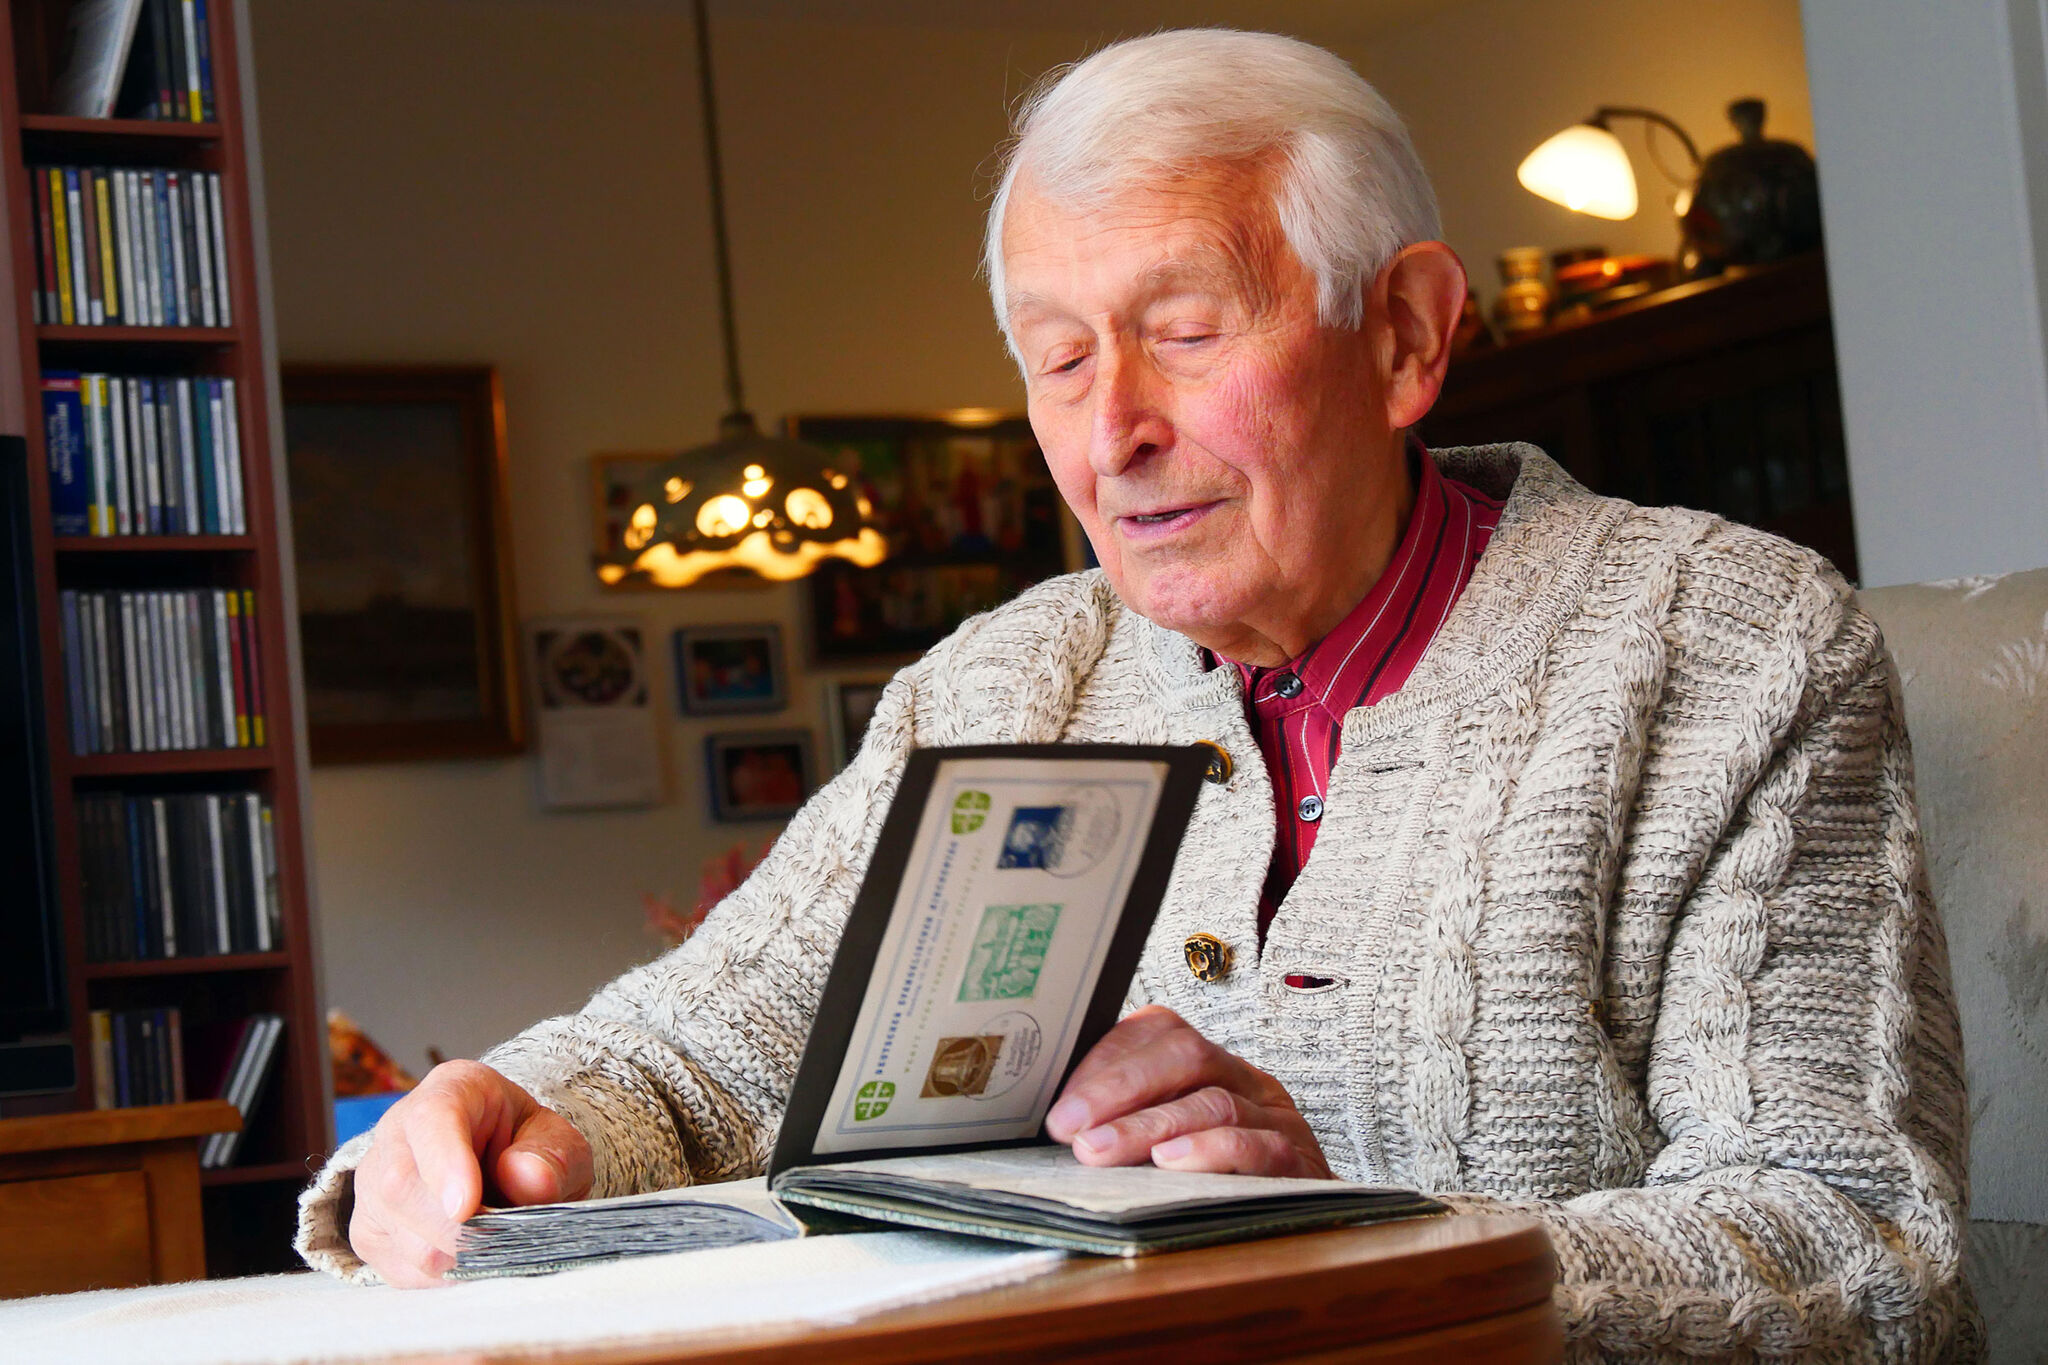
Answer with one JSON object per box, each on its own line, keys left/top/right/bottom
{"left": 596, "top": 0, "right": 884, "bottom": 589}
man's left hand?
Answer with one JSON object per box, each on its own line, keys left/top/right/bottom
{"left": 1044, "top": 1005, "right": 1333, "bottom": 1178}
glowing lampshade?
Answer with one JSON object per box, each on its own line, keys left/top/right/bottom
{"left": 597, "top": 416, "right": 886, "bottom": 589}
{"left": 1517, "top": 123, "right": 1639, "bottom": 220}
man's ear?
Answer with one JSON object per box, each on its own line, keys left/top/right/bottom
{"left": 1370, "top": 242, "right": 1468, "bottom": 431}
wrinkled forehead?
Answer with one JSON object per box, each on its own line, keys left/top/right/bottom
{"left": 998, "top": 167, "right": 1288, "bottom": 321}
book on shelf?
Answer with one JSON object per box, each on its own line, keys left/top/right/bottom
{"left": 42, "top": 370, "right": 245, "bottom": 536}
{"left": 49, "top": 1, "right": 148, "bottom": 119}
{"left": 200, "top": 1012, "right": 284, "bottom": 1168}
{"left": 76, "top": 788, "right": 280, "bottom": 961}
{"left": 84, "top": 0, "right": 217, "bottom": 122}
{"left": 453, "top": 747, "right": 1440, "bottom": 1280}
{"left": 29, "top": 164, "right": 231, "bottom": 327}
{"left": 58, "top": 585, "right": 266, "bottom": 754}
{"left": 88, "top": 1005, "right": 186, "bottom": 1108}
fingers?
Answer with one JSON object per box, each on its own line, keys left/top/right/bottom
{"left": 1068, "top": 1084, "right": 1253, "bottom": 1165}
{"left": 1046, "top": 1006, "right": 1265, "bottom": 1141}
{"left": 1149, "top": 1125, "right": 1317, "bottom": 1177}
{"left": 347, "top": 1061, "right": 583, "bottom": 1288}
{"left": 495, "top": 1106, "right": 595, "bottom": 1205}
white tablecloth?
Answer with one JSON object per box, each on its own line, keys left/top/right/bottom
{"left": 0, "top": 1231, "right": 1062, "bottom": 1365}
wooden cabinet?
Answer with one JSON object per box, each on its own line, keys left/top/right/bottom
{"left": 1427, "top": 254, "right": 1857, "bottom": 581}
{"left": 0, "top": 1100, "right": 237, "bottom": 1297}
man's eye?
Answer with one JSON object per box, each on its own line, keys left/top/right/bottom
{"left": 1164, "top": 332, "right": 1217, "bottom": 346}
{"left": 1044, "top": 353, "right": 1088, "bottom": 375}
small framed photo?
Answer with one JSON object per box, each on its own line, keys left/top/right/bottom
{"left": 706, "top": 729, "right": 816, "bottom": 822}
{"left": 823, "top": 676, "right": 891, "bottom": 772}
{"left": 673, "top": 624, "right": 787, "bottom": 715}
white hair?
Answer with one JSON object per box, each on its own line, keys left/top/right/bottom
{"left": 985, "top": 29, "right": 1441, "bottom": 349}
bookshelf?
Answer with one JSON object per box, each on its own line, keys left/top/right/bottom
{"left": 0, "top": 1, "right": 327, "bottom": 1275}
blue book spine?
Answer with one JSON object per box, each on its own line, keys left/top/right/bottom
{"left": 61, "top": 590, "right": 90, "bottom": 755}
{"left": 153, "top": 173, "right": 179, "bottom": 326}
{"left": 193, "top": 0, "right": 215, "bottom": 121}
{"left": 42, "top": 371, "right": 89, "bottom": 535}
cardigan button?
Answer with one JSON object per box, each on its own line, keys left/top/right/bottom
{"left": 1183, "top": 933, "right": 1233, "bottom": 983}
{"left": 1195, "top": 740, "right": 1233, "bottom": 785}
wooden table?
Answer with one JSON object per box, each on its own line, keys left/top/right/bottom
{"left": 0, "top": 1100, "right": 240, "bottom": 1298}
{"left": 403, "top": 1214, "right": 1562, "bottom": 1365}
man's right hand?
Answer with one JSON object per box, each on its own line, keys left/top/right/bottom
{"left": 348, "top": 1060, "right": 593, "bottom": 1287}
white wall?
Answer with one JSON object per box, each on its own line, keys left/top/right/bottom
{"left": 1802, "top": 0, "right": 2048, "bottom": 585}
{"left": 247, "top": 0, "right": 1815, "bottom": 1072}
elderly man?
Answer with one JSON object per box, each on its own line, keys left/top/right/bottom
{"left": 298, "top": 29, "right": 1977, "bottom": 1362}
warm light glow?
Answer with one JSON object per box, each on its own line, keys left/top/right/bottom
{"left": 824, "top": 470, "right": 849, "bottom": 490}
{"left": 624, "top": 503, "right": 657, "bottom": 550}
{"left": 855, "top": 495, "right": 873, "bottom": 517}
{"left": 663, "top": 476, "right": 692, "bottom": 504}
{"left": 600, "top": 526, "right": 889, "bottom": 588}
{"left": 742, "top": 476, "right": 772, "bottom": 497}
{"left": 785, "top": 487, "right": 834, "bottom": 529}
{"left": 696, "top": 494, "right": 752, "bottom": 538}
{"left": 751, "top": 508, "right": 774, "bottom": 528}
{"left": 1517, "top": 123, "right": 1639, "bottom": 219}
{"left": 743, "top": 464, "right": 765, "bottom": 479}
{"left": 943, "top": 407, "right": 1006, "bottom": 427}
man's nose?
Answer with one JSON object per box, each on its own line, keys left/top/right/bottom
{"left": 1088, "top": 344, "right": 1170, "bottom": 478}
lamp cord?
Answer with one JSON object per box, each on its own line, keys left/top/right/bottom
{"left": 1592, "top": 105, "right": 1702, "bottom": 186}
{"left": 692, "top": 0, "right": 747, "bottom": 420}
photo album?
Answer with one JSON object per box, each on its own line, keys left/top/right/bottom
{"left": 454, "top": 745, "right": 1440, "bottom": 1278}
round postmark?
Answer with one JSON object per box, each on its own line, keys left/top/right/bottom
{"left": 972, "top": 1009, "right": 1043, "bottom": 1101}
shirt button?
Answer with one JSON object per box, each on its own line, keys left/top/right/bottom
{"left": 1298, "top": 795, "right": 1324, "bottom": 822}
{"left": 1273, "top": 671, "right": 1304, "bottom": 699}
{"left": 1195, "top": 740, "right": 1233, "bottom": 785}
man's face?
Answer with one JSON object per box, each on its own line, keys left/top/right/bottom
{"left": 1001, "top": 164, "right": 1397, "bottom": 654}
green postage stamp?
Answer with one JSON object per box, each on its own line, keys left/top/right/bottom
{"left": 959, "top": 903, "right": 1062, "bottom": 1001}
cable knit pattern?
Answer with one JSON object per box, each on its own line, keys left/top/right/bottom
{"left": 294, "top": 445, "right": 1977, "bottom": 1361}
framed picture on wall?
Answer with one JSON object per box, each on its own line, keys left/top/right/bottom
{"left": 589, "top": 452, "right": 664, "bottom": 588}
{"left": 674, "top": 624, "right": 787, "bottom": 715}
{"left": 823, "top": 676, "right": 891, "bottom": 772}
{"left": 281, "top": 365, "right": 523, "bottom": 764}
{"left": 706, "top": 728, "right": 815, "bottom": 822}
{"left": 789, "top": 412, "right": 1083, "bottom": 662}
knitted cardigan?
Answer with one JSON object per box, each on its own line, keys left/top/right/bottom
{"left": 297, "top": 445, "right": 1978, "bottom": 1362}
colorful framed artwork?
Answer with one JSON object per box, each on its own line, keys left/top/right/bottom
{"left": 823, "top": 675, "right": 891, "bottom": 771}
{"left": 674, "top": 624, "right": 787, "bottom": 715}
{"left": 789, "top": 412, "right": 1081, "bottom": 662}
{"left": 706, "top": 728, "right": 816, "bottom": 822}
{"left": 282, "top": 365, "right": 524, "bottom": 764}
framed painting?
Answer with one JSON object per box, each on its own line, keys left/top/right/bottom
{"left": 281, "top": 365, "right": 523, "bottom": 764}
{"left": 789, "top": 412, "right": 1082, "bottom": 662}
{"left": 673, "top": 623, "right": 787, "bottom": 715}
{"left": 823, "top": 676, "right": 890, "bottom": 772}
{"left": 705, "top": 728, "right": 815, "bottom": 822}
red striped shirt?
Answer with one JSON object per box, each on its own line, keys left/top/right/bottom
{"left": 1217, "top": 452, "right": 1502, "bottom": 940}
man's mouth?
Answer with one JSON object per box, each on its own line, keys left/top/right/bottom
{"left": 1114, "top": 503, "right": 1217, "bottom": 539}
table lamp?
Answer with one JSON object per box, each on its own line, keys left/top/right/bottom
{"left": 1519, "top": 101, "right": 1822, "bottom": 276}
